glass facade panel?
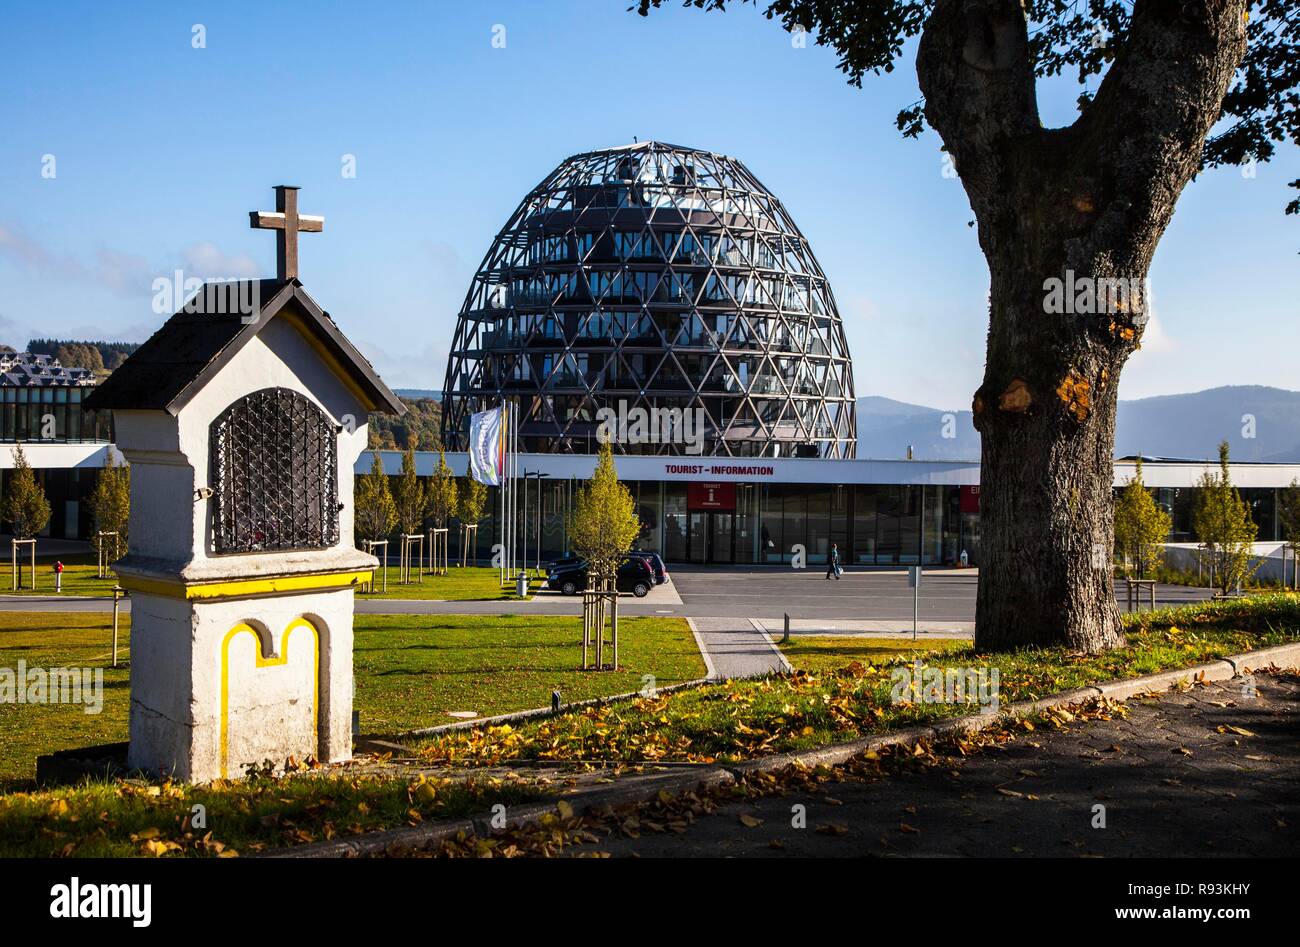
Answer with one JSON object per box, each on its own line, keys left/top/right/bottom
{"left": 853, "top": 485, "right": 878, "bottom": 564}
{"left": 663, "top": 483, "right": 689, "bottom": 562}
{"left": 806, "top": 487, "right": 831, "bottom": 563}
{"left": 633, "top": 480, "right": 662, "bottom": 553}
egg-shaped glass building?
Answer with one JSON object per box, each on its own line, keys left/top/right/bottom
{"left": 441, "top": 141, "right": 856, "bottom": 458}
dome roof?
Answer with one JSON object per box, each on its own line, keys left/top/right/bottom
{"left": 441, "top": 142, "right": 856, "bottom": 458}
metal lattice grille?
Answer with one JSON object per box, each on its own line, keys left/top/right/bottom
{"left": 210, "top": 387, "right": 339, "bottom": 554}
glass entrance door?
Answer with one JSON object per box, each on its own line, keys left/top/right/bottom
{"left": 688, "top": 512, "right": 707, "bottom": 562}
{"left": 708, "top": 512, "right": 734, "bottom": 563}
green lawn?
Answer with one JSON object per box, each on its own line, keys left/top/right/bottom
{"left": 0, "top": 560, "right": 537, "bottom": 602}
{"left": 355, "top": 613, "right": 703, "bottom": 732}
{"left": 0, "top": 612, "right": 132, "bottom": 793}
{"left": 0, "top": 610, "right": 702, "bottom": 791}
{"left": 0, "top": 553, "right": 122, "bottom": 597}
{"left": 356, "top": 565, "right": 541, "bottom": 601}
{"left": 780, "top": 636, "right": 966, "bottom": 674}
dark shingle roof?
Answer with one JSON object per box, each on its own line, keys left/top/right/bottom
{"left": 85, "top": 279, "right": 403, "bottom": 416}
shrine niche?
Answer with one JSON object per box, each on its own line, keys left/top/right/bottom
{"left": 85, "top": 186, "right": 404, "bottom": 782}
{"left": 210, "top": 387, "right": 340, "bottom": 554}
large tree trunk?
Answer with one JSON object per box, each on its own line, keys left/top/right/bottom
{"left": 916, "top": 0, "right": 1248, "bottom": 652}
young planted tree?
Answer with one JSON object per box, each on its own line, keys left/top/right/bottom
{"left": 3, "top": 445, "right": 51, "bottom": 586}
{"left": 1193, "top": 441, "right": 1259, "bottom": 594}
{"left": 456, "top": 475, "right": 488, "bottom": 566}
{"left": 3, "top": 444, "right": 52, "bottom": 540}
{"left": 395, "top": 442, "right": 425, "bottom": 536}
{"left": 88, "top": 457, "right": 131, "bottom": 563}
{"left": 641, "top": 0, "right": 1297, "bottom": 652}
{"left": 425, "top": 449, "right": 459, "bottom": 530}
{"left": 1113, "top": 458, "right": 1171, "bottom": 578}
{"left": 1279, "top": 479, "right": 1300, "bottom": 589}
{"left": 567, "top": 441, "right": 641, "bottom": 587}
{"left": 457, "top": 476, "right": 488, "bottom": 526}
{"left": 354, "top": 451, "right": 397, "bottom": 544}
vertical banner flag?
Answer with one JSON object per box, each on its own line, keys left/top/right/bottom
{"left": 469, "top": 405, "right": 505, "bottom": 486}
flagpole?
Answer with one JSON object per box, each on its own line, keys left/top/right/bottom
{"left": 499, "top": 399, "right": 507, "bottom": 586}
{"left": 512, "top": 392, "right": 522, "bottom": 580}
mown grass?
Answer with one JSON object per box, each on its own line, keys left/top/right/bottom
{"left": 0, "top": 611, "right": 702, "bottom": 790}
{"left": 356, "top": 565, "right": 537, "bottom": 601}
{"left": 354, "top": 613, "right": 704, "bottom": 733}
{"left": 781, "top": 636, "right": 967, "bottom": 675}
{"left": 0, "top": 553, "right": 121, "bottom": 597}
{"left": 0, "top": 561, "right": 538, "bottom": 601}
{"left": 411, "top": 594, "right": 1300, "bottom": 766}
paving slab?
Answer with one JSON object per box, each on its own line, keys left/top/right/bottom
{"left": 688, "top": 617, "right": 786, "bottom": 679}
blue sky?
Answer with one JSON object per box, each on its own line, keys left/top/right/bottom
{"left": 1, "top": 0, "right": 1295, "bottom": 411}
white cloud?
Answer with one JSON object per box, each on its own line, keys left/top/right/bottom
{"left": 0, "top": 222, "right": 259, "bottom": 301}
{"left": 180, "top": 242, "right": 260, "bottom": 280}
{"left": 355, "top": 338, "right": 448, "bottom": 392}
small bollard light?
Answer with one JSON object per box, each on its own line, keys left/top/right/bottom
{"left": 551, "top": 690, "right": 562, "bottom": 713}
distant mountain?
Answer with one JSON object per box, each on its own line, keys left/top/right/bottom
{"left": 856, "top": 386, "right": 1300, "bottom": 462}
{"left": 1114, "top": 386, "right": 1300, "bottom": 462}
{"left": 854, "top": 395, "right": 980, "bottom": 461}
{"left": 394, "top": 388, "right": 441, "bottom": 401}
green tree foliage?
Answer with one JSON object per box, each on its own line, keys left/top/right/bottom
{"left": 54, "top": 343, "right": 104, "bottom": 372}
{"left": 354, "top": 451, "right": 397, "bottom": 544}
{"left": 567, "top": 441, "right": 640, "bottom": 585}
{"left": 395, "top": 443, "right": 425, "bottom": 535}
{"left": 457, "top": 476, "right": 487, "bottom": 526}
{"left": 1192, "top": 441, "right": 1259, "bottom": 594}
{"left": 368, "top": 398, "right": 442, "bottom": 451}
{"left": 638, "top": 2, "right": 1297, "bottom": 206}
{"left": 1113, "top": 458, "right": 1170, "bottom": 578}
{"left": 88, "top": 457, "right": 130, "bottom": 560}
{"left": 425, "top": 449, "right": 458, "bottom": 529}
{"left": 27, "top": 339, "right": 138, "bottom": 372}
{"left": 3, "top": 444, "right": 52, "bottom": 540}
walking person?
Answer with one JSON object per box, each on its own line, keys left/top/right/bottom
{"left": 825, "top": 542, "right": 841, "bottom": 580}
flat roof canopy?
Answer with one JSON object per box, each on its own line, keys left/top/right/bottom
{"left": 359, "top": 451, "right": 1300, "bottom": 490}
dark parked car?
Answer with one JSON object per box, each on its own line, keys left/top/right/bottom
{"left": 547, "top": 556, "right": 654, "bottom": 597}
{"left": 628, "top": 551, "right": 668, "bottom": 585}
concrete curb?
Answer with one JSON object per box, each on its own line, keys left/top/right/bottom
{"left": 388, "top": 676, "right": 713, "bottom": 741}
{"left": 748, "top": 618, "right": 795, "bottom": 674}
{"left": 269, "top": 766, "right": 735, "bottom": 858}
{"left": 686, "top": 617, "right": 719, "bottom": 680}
{"left": 267, "top": 641, "right": 1300, "bottom": 858}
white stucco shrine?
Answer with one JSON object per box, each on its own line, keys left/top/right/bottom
{"left": 85, "top": 187, "right": 404, "bottom": 782}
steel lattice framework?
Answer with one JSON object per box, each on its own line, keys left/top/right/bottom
{"left": 441, "top": 141, "right": 856, "bottom": 458}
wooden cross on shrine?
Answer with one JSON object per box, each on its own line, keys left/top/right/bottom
{"left": 249, "top": 185, "right": 324, "bottom": 280}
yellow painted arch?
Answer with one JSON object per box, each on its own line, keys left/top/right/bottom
{"left": 219, "top": 618, "right": 320, "bottom": 780}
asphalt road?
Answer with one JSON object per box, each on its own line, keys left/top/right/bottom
{"left": 576, "top": 672, "right": 1300, "bottom": 857}
{"left": 0, "top": 567, "right": 1215, "bottom": 622}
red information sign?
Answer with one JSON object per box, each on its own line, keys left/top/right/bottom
{"left": 959, "top": 485, "right": 981, "bottom": 513}
{"left": 687, "top": 482, "right": 736, "bottom": 511}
